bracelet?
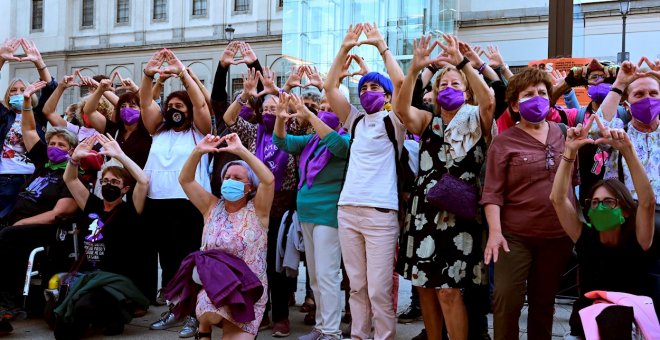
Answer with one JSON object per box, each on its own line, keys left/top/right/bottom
{"left": 456, "top": 57, "right": 470, "bottom": 70}
{"left": 478, "top": 63, "right": 487, "bottom": 74}
{"left": 610, "top": 87, "right": 624, "bottom": 95}
{"left": 236, "top": 95, "right": 248, "bottom": 106}
{"left": 36, "top": 65, "right": 47, "bottom": 71}
{"left": 22, "top": 107, "right": 33, "bottom": 111}
{"left": 561, "top": 154, "right": 576, "bottom": 163}
{"left": 143, "top": 69, "right": 154, "bottom": 80}
{"left": 427, "top": 65, "right": 439, "bottom": 73}
{"left": 379, "top": 47, "right": 389, "bottom": 56}
{"left": 69, "top": 158, "right": 80, "bottom": 166}
{"left": 178, "top": 70, "right": 186, "bottom": 78}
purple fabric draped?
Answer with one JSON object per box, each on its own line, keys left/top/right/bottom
{"left": 255, "top": 115, "right": 289, "bottom": 192}
{"left": 297, "top": 111, "right": 346, "bottom": 189}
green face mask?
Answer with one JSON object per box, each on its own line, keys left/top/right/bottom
{"left": 587, "top": 203, "right": 625, "bottom": 232}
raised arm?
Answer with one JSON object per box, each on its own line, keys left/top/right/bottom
{"left": 179, "top": 135, "right": 221, "bottom": 216}
{"left": 273, "top": 92, "right": 290, "bottom": 139}
{"left": 394, "top": 35, "right": 436, "bottom": 135}
{"left": 140, "top": 50, "right": 167, "bottom": 134}
{"left": 603, "top": 61, "right": 640, "bottom": 121}
{"left": 97, "top": 134, "right": 149, "bottom": 214}
{"left": 20, "top": 39, "right": 52, "bottom": 83}
{"left": 481, "top": 45, "right": 513, "bottom": 81}
{"left": 291, "top": 94, "right": 335, "bottom": 139}
{"left": 282, "top": 66, "right": 304, "bottom": 93}
{"left": 43, "top": 75, "right": 79, "bottom": 127}
{"left": 550, "top": 116, "right": 596, "bottom": 242}
{"left": 83, "top": 79, "right": 114, "bottom": 130}
{"left": 187, "top": 67, "right": 211, "bottom": 104}
{"left": 164, "top": 50, "right": 211, "bottom": 134}
{"left": 303, "top": 65, "right": 324, "bottom": 92}
{"left": 324, "top": 24, "right": 363, "bottom": 123}
{"left": 20, "top": 81, "right": 48, "bottom": 151}
{"left": 362, "top": 23, "right": 404, "bottom": 98}
{"left": 219, "top": 133, "right": 275, "bottom": 223}
{"left": 461, "top": 42, "right": 499, "bottom": 83}
{"left": 224, "top": 68, "right": 258, "bottom": 126}
{"left": 0, "top": 38, "right": 21, "bottom": 72}
{"left": 65, "top": 137, "right": 96, "bottom": 209}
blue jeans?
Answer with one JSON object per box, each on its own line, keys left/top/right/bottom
{"left": 0, "top": 174, "right": 29, "bottom": 220}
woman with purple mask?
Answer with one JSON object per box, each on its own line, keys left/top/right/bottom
{"left": 393, "top": 34, "right": 494, "bottom": 340}
{"left": 223, "top": 67, "right": 300, "bottom": 337}
{"left": 481, "top": 67, "right": 576, "bottom": 340}
{"left": 272, "top": 93, "right": 349, "bottom": 340}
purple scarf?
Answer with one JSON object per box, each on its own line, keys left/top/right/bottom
{"left": 298, "top": 111, "right": 346, "bottom": 189}
{"left": 256, "top": 114, "right": 289, "bottom": 191}
{"left": 239, "top": 105, "right": 254, "bottom": 121}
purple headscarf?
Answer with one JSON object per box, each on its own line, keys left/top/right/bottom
{"left": 239, "top": 105, "right": 254, "bottom": 121}
{"left": 255, "top": 114, "right": 289, "bottom": 192}
{"left": 298, "top": 111, "right": 346, "bottom": 189}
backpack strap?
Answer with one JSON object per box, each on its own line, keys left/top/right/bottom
{"left": 383, "top": 115, "right": 402, "bottom": 196}
{"left": 339, "top": 114, "right": 366, "bottom": 193}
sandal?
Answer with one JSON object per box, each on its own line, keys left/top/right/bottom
{"left": 195, "top": 330, "right": 212, "bottom": 340}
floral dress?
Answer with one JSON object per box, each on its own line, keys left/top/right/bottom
{"left": 195, "top": 200, "right": 268, "bottom": 335}
{"left": 397, "top": 106, "right": 488, "bottom": 288}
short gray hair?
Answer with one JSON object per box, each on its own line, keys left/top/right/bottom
{"left": 45, "top": 127, "right": 78, "bottom": 149}
{"left": 301, "top": 90, "right": 321, "bottom": 104}
{"left": 220, "top": 160, "right": 260, "bottom": 200}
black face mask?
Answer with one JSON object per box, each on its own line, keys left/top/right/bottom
{"left": 165, "top": 108, "right": 187, "bottom": 128}
{"left": 101, "top": 184, "right": 123, "bottom": 202}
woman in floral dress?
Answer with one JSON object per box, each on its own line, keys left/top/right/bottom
{"left": 179, "top": 132, "right": 274, "bottom": 339}
{"left": 393, "top": 35, "right": 494, "bottom": 339}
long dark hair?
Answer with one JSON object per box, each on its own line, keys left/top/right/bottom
{"left": 159, "top": 90, "right": 194, "bottom": 132}
{"left": 587, "top": 179, "right": 637, "bottom": 243}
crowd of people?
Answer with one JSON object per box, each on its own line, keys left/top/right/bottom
{"left": 0, "top": 20, "right": 659, "bottom": 340}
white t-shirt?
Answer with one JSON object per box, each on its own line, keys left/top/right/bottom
{"left": 338, "top": 106, "right": 406, "bottom": 210}
{"left": 66, "top": 122, "right": 98, "bottom": 142}
{"left": 144, "top": 128, "right": 211, "bottom": 199}
{"left": 0, "top": 113, "right": 36, "bottom": 175}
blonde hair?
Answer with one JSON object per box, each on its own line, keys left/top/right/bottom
{"left": 432, "top": 67, "right": 475, "bottom": 113}
{"left": 76, "top": 95, "right": 114, "bottom": 123}
{"left": 3, "top": 78, "right": 38, "bottom": 109}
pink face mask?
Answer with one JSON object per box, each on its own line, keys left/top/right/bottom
{"left": 518, "top": 96, "right": 550, "bottom": 124}
{"left": 630, "top": 97, "right": 660, "bottom": 125}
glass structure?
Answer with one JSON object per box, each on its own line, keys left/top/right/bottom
{"left": 279, "top": 0, "right": 458, "bottom": 99}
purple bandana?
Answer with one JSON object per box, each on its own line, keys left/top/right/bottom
{"left": 239, "top": 105, "right": 255, "bottom": 121}
{"left": 298, "top": 111, "right": 346, "bottom": 189}
{"left": 256, "top": 114, "right": 289, "bottom": 192}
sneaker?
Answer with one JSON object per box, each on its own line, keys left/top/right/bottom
{"left": 179, "top": 316, "right": 199, "bottom": 338}
{"left": 150, "top": 310, "right": 184, "bottom": 330}
{"left": 397, "top": 305, "right": 422, "bottom": 324}
{"left": 259, "top": 315, "right": 272, "bottom": 330}
{"left": 155, "top": 289, "right": 167, "bottom": 306}
{"left": 298, "top": 329, "right": 322, "bottom": 340}
{"left": 304, "top": 310, "right": 316, "bottom": 326}
{"left": 412, "top": 328, "right": 427, "bottom": 340}
{"left": 318, "top": 335, "right": 341, "bottom": 340}
{"left": 272, "top": 319, "right": 291, "bottom": 337}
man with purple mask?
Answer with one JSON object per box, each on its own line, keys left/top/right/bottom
{"left": 598, "top": 60, "right": 660, "bottom": 317}
{"left": 324, "top": 23, "right": 405, "bottom": 340}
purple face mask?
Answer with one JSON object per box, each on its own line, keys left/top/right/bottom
{"left": 436, "top": 87, "right": 465, "bottom": 111}
{"left": 261, "top": 113, "right": 276, "bottom": 131}
{"left": 587, "top": 83, "right": 611, "bottom": 104}
{"left": 630, "top": 97, "right": 660, "bottom": 125}
{"left": 47, "top": 146, "right": 69, "bottom": 163}
{"left": 120, "top": 107, "right": 140, "bottom": 125}
{"left": 359, "top": 91, "right": 386, "bottom": 114}
{"left": 318, "top": 111, "right": 341, "bottom": 130}
{"left": 519, "top": 96, "right": 550, "bottom": 124}
{"left": 239, "top": 105, "right": 255, "bottom": 120}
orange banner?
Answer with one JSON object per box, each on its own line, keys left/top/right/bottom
{"left": 528, "top": 58, "right": 593, "bottom": 107}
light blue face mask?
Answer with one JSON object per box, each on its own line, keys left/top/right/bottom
{"left": 221, "top": 179, "right": 246, "bottom": 202}
{"left": 9, "top": 95, "right": 23, "bottom": 111}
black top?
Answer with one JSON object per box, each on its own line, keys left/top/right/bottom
{"left": 8, "top": 141, "right": 72, "bottom": 223}
{"left": 105, "top": 120, "right": 152, "bottom": 168}
{"left": 576, "top": 224, "right": 650, "bottom": 296}
{"left": 80, "top": 194, "right": 140, "bottom": 279}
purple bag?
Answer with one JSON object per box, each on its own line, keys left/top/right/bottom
{"left": 427, "top": 173, "right": 478, "bottom": 220}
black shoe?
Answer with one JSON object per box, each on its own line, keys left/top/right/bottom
{"left": 397, "top": 306, "right": 422, "bottom": 324}
{"left": 0, "top": 319, "right": 13, "bottom": 336}
{"left": 412, "top": 328, "right": 427, "bottom": 340}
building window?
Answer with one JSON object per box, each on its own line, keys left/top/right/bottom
{"left": 278, "top": 0, "right": 283, "bottom": 8}
{"left": 153, "top": 0, "right": 167, "bottom": 21}
{"left": 31, "top": 0, "right": 44, "bottom": 31}
{"left": 116, "top": 0, "right": 129, "bottom": 23}
{"left": 234, "top": 0, "right": 249, "bottom": 12}
{"left": 192, "top": 0, "right": 207, "bottom": 16}
{"left": 231, "top": 78, "right": 244, "bottom": 99}
{"left": 82, "top": 0, "right": 94, "bottom": 27}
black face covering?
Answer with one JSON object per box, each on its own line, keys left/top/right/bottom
{"left": 165, "top": 108, "right": 187, "bottom": 128}
{"left": 101, "top": 184, "right": 122, "bottom": 202}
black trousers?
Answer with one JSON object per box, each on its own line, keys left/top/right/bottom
{"left": 265, "top": 214, "right": 296, "bottom": 322}
{"left": 147, "top": 198, "right": 203, "bottom": 300}
{"left": 0, "top": 223, "right": 58, "bottom": 304}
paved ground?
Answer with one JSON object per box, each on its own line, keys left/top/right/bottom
{"left": 6, "top": 266, "right": 573, "bottom": 339}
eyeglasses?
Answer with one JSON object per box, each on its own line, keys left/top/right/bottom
{"left": 585, "top": 198, "right": 618, "bottom": 209}
{"left": 545, "top": 145, "right": 555, "bottom": 170}
{"left": 101, "top": 179, "right": 122, "bottom": 186}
